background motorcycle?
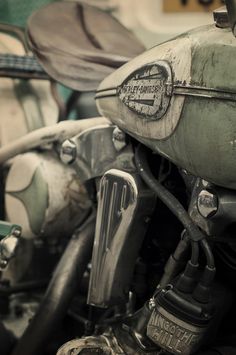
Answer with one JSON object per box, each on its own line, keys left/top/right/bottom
{"left": 0, "top": 2, "right": 145, "bottom": 355}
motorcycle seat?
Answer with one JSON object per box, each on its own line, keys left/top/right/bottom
{"left": 27, "top": 1, "right": 145, "bottom": 91}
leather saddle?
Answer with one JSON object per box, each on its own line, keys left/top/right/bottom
{"left": 27, "top": 1, "right": 145, "bottom": 91}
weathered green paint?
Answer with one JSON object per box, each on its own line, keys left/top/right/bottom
{"left": 97, "top": 24, "right": 236, "bottom": 190}
{"left": 0, "top": 0, "right": 59, "bottom": 27}
{"left": 149, "top": 96, "right": 236, "bottom": 188}
{"left": 9, "top": 166, "right": 48, "bottom": 235}
{"left": 0, "top": 221, "right": 21, "bottom": 238}
{"left": 187, "top": 26, "right": 236, "bottom": 90}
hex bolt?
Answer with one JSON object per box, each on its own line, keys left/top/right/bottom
{"left": 112, "top": 127, "right": 127, "bottom": 151}
{"left": 197, "top": 189, "right": 218, "bottom": 218}
{"left": 12, "top": 227, "right": 21, "bottom": 237}
{"left": 149, "top": 298, "right": 156, "bottom": 310}
{"left": 0, "top": 235, "right": 19, "bottom": 261}
{"left": 60, "top": 139, "right": 77, "bottom": 164}
{"left": 0, "top": 260, "right": 7, "bottom": 268}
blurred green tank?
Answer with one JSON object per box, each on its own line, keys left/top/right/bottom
{"left": 0, "top": 0, "right": 59, "bottom": 27}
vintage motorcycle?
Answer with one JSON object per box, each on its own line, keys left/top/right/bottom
{"left": 1, "top": 1, "right": 236, "bottom": 355}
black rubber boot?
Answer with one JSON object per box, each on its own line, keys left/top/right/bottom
{"left": 0, "top": 321, "right": 16, "bottom": 355}
{"left": 198, "top": 347, "right": 236, "bottom": 355}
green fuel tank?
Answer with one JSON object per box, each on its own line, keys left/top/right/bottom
{"left": 96, "top": 23, "right": 236, "bottom": 190}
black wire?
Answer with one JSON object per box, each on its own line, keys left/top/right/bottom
{"left": 201, "top": 239, "right": 215, "bottom": 269}
{"left": 135, "top": 145, "right": 205, "bottom": 243}
{"left": 135, "top": 144, "right": 215, "bottom": 268}
{"left": 0, "top": 279, "right": 49, "bottom": 295}
{"left": 173, "top": 235, "right": 189, "bottom": 260}
{"left": 191, "top": 241, "right": 199, "bottom": 266}
{"left": 182, "top": 231, "right": 199, "bottom": 266}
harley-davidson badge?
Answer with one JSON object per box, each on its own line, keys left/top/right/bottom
{"left": 118, "top": 61, "right": 172, "bottom": 120}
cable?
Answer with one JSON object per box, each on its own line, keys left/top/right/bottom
{"left": 135, "top": 143, "right": 217, "bottom": 300}
{"left": 176, "top": 238, "right": 199, "bottom": 293}
{"left": 191, "top": 241, "right": 199, "bottom": 266}
{"left": 200, "top": 239, "right": 215, "bottom": 269}
{"left": 135, "top": 145, "right": 205, "bottom": 243}
{"left": 158, "top": 237, "right": 190, "bottom": 288}
{"left": 173, "top": 235, "right": 190, "bottom": 260}
{"left": 193, "top": 240, "right": 216, "bottom": 302}
{"left": 0, "top": 279, "right": 49, "bottom": 295}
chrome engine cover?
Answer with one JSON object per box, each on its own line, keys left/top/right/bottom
{"left": 87, "top": 169, "right": 156, "bottom": 308}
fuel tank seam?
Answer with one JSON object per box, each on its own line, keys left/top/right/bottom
{"left": 96, "top": 85, "right": 236, "bottom": 102}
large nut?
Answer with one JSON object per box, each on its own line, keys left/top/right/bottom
{"left": 60, "top": 139, "right": 77, "bottom": 164}
{"left": 112, "top": 127, "right": 127, "bottom": 152}
{"left": 197, "top": 189, "right": 218, "bottom": 218}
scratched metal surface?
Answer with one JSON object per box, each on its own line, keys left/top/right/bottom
{"left": 97, "top": 24, "right": 236, "bottom": 190}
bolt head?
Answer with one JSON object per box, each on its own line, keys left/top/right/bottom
{"left": 149, "top": 298, "right": 156, "bottom": 310}
{"left": 112, "top": 127, "right": 127, "bottom": 151}
{"left": 60, "top": 139, "right": 77, "bottom": 164}
{"left": 0, "top": 260, "right": 7, "bottom": 269}
{"left": 12, "top": 227, "right": 21, "bottom": 237}
{"left": 197, "top": 189, "right": 218, "bottom": 218}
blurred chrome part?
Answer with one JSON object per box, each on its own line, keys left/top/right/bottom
{"left": 56, "top": 326, "right": 157, "bottom": 355}
{"left": 57, "top": 333, "right": 125, "bottom": 355}
{"left": 213, "top": 6, "right": 230, "bottom": 28}
{"left": 0, "top": 223, "right": 22, "bottom": 269}
{"left": 60, "top": 139, "right": 77, "bottom": 164}
{"left": 225, "top": 0, "right": 236, "bottom": 36}
{"left": 88, "top": 169, "right": 155, "bottom": 308}
{"left": 63, "top": 125, "right": 135, "bottom": 182}
{"left": 11, "top": 215, "right": 96, "bottom": 355}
